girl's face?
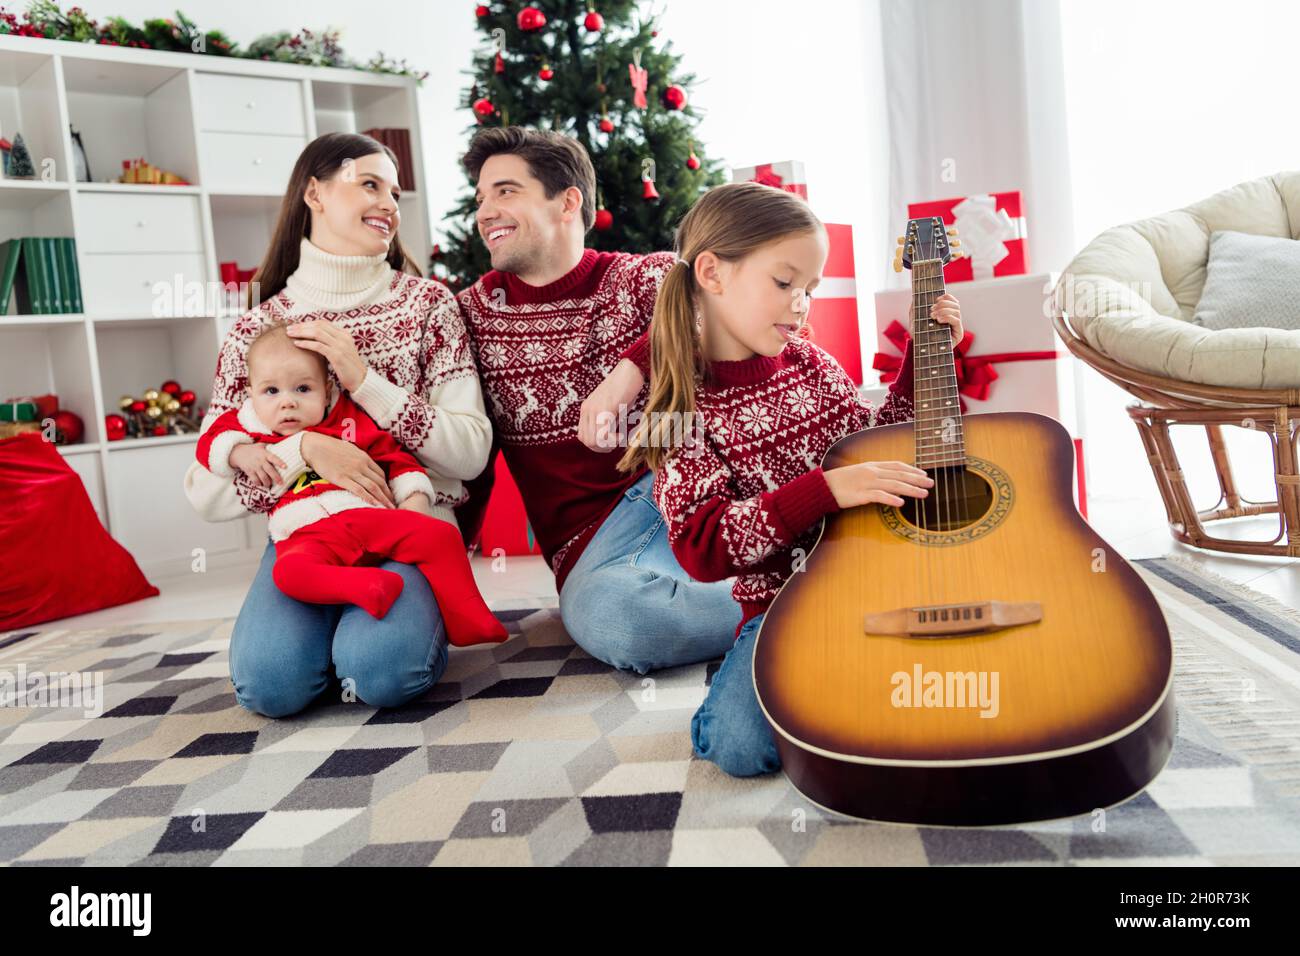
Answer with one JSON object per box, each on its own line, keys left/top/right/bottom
{"left": 695, "top": 229, "right": 827, "bottom": 362}
{"left": 304, "top": 151, "right": 402, "bottom": 256}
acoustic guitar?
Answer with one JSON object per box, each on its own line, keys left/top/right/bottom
{"left": 752, "top": 217, "right": 1175, "bottom": 827}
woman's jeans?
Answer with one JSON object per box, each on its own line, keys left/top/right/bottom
{"left": 690, "top": 612, "right": 782, "bottom": 777}
{"left": 558, "top": 469, "right": 742, "bottom": 674}
{"left": 230, "top": 537, "right": 449, "bottom": 718}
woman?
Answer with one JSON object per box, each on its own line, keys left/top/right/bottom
{"left": 184, "top": 132, "right": 493, "bottom": 717}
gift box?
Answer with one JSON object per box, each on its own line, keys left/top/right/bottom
{"left": 907, "top": 191, "right": 1027, "bottom": 283}
{"left": 478, "top": 450, "right": 543, "bottom": 557}
{"left": 1, "top": 393, "right": 57, "bottom": 423}
{"left": 805, "top": 222, "right": 865, "bottom": 384}
{"left": 731, "top": 160, "right": 808, "bottom": 202}
{"left": 871, "top": 272, "right": 1086, "bottom": 514}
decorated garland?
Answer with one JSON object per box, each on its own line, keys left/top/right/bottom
{"left": 0, "top": 2, "right": 428, "bottom": 80}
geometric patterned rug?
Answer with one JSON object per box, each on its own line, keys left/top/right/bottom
{"left": 2, "top": 552, "right": 1300, "bottom": 866}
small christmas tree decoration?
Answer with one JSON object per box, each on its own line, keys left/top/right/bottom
{"left": 476, "top": 4, "right": 490, "bottom": 17}
{"left": 641, "top": 157, "right": 660, "bottom": 203}
{"left": 662, "top": 84, "right": 687, "bottom": 111}
{"left": 473, "top": 96, "right": 496, "bottom": 120}
{"left": 7, "top": 132, "right": 35, "bottom": 179}
{"left": 628, "top": 49, "right": 648, "bottom": 109}
{"left": 538, "top": 64, "right": 553, "bottom": 81}
{"left": 517, "top": 5, "right": 546, "bottom": 31}
{"left": 595, "top": 207, "right": 613, "bottom": 231}
{"left": 599, "top": 114, "right": 614, "bottom": 133}
{"left": 584, "top": 9, "right": 605, "bottom": 32}
{"left": 686, "top": 148, "right": 700, "bottom": 171}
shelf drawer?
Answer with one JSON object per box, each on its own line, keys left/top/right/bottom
{"left": 81, "top": 253, "right": 208, "bottom": 315}
{"left": 194, "top": 72, "right": 306, "bottom": 136}
{"left": 76, "top": 192, "right": 204, "bottom": 254}
{"left": 199, "top": 130, "right": 305, "bottom": 193}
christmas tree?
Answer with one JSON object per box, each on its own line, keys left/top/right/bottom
{"left": 7, "top": 132, "right": 35, "bottom": 178}
{"left": 433, "top": 0, "right": 725, "bottom": 291}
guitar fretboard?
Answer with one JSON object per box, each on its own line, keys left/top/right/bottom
{"left": 911, "top": 259, "right": 966, "bottom": 468}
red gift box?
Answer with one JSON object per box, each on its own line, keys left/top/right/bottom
{"left": 907, "top": 191, "right": 1027, "bottom": 283}
{"left": 805, "top": 223, "right": 864, "bottom": 385}
{"left": 478, "top": 450, "right": 543, "bottom": 557}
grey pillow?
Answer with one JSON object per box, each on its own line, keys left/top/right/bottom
{"left": 1193, "top": 230, "right": 1300, "bottom": 331}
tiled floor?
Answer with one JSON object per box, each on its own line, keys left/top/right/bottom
{"left": 46, "top": 364, "right": 1300, "bottom": 631}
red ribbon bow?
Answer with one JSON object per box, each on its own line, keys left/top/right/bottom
{"left": 871, "top": 319, "right": 1064, "bottom": 413}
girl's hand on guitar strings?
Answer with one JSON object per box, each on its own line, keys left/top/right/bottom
{"left": 824, "top": 461, "right": 933, "bottom": 509}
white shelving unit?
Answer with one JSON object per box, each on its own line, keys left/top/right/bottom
{"left": 0, "top": 35, "right": 433, "bottom": 578}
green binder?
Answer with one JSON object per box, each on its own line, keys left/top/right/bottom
{"left": 44, "top": 237, "right": 64, "bottom": 313}
{"left": 60, "top": 238, "right": 82, "bottom": 313}
{"left": 0, "top": 239, "right": 22, "bottom": 315}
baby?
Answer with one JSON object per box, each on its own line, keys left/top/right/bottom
{"left": 196, "top": 320, "right": 505, "bottom": 646}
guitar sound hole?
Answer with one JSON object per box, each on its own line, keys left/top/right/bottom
{"left": 898, "top": 466, "right": 994, "bottom": 532}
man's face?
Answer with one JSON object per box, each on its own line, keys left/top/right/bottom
{"left": 473, "top": 153, "right": 580, "bottom": 276}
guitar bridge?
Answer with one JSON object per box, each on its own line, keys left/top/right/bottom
{"left": 864, "top": 601, "right": 1043, "bottom": 637}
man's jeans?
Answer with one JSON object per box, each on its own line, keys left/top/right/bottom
{"left": 229, "top": 538, "right": 449, "bottom": 718}
{"left": 557, "top": 469, "right": 742, "bottom": 673}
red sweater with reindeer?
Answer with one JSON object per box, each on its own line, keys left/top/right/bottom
{"left": 194, "top": 389, "right": 436, "bottom": 542}
{"left": 455, "top": 248, "right": 670, "bottom": 591}
{"left": 653, "top": 336, "right": 915, "bottom": 639}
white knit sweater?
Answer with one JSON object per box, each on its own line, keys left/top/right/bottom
{"left": 183, "top": 236, "right": 492, "bottom": 529}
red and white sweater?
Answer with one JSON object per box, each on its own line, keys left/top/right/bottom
{"left": 183, "top": 237, "right": 492, "bottom": 529}
{"left": 193, "top": 386, "right": 435, "bottom": 542}
{"left": 455, "top": 248, "right": 670, "bottom": 591}
{"left": 653, "top": 335, "right": 916, "bottom": 638}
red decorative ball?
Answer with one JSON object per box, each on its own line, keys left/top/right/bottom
{"left": 594, "top": 208, "right": 613, "bottom": 231}
{"left": 105, "top": 414, "right": 127, "bottom": 441}
{"left": 517, "top": 6, "right": 546, "bottom": 31}
{"left": 152, "top": 425, "right": 167, "bottom": 436}
{"left": 160, "top": 380, "right": 181, "bottom": 396}
{"left": 53, "top": 410, "right": 84, "bottom": 444}
{"left": 475, "top": 4, "right": 489, "bottom": 17}
{"left": 662, "top": 85, "right": 687, "bottom": 110}
{"left": 129, "top": 400, "right": 146, "bottom": 413}
{"left": 538, "top": 66, "right": 554, "bottom": 81}
{"left": 584, "top": 11, "right": 605, "bottom": 32}
{"left": 179, "top": 390, "right": 196, "bottom": 405}
{"left": 599, "top": 117, "right": 614, "bottom": 133}
{"left": 686, "top": 152, "right": 701, "bottom": 171}
{"left": 472, "top": 97, "right": 496, "bottom": 118}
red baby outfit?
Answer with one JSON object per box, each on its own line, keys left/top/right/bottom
{"left": 652, "top": 336, "right": 915, "bottom": 639}
{"left": 196, "top": 388, "right": 506, "bottom": 646}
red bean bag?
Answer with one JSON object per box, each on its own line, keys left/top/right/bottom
{"left": 0, "top": 432, "right": 158, "bottom": 629}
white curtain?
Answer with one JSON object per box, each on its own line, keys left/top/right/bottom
{"left": 878, "top": 0, "right": 1075, "bottom": 287}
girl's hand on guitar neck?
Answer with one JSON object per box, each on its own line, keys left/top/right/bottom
{"left": 824, "top": 461, "right": 933, "bottom": 509}
{"left": 911, "top": 292, "right": 964, "bottom": 342}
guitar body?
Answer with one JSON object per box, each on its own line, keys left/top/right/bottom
{"left": 753, "top": 410, "right": 1175, "bottom": 826}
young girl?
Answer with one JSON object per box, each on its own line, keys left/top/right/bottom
{"left": 617, "top": 182, "right": 963, "bottom": 777}
{"left": 182, "top": 132, "right": 493, "bottom": 718}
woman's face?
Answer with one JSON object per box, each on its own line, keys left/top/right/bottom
{"left": 304, "top": 151, "right": 402, "bottom": 256}
{"left": 697, "top": 229, "right": 827, "bottom": 362}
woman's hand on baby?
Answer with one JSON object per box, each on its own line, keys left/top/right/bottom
{"left": 285, "top": 321, "right": 368, "bottom": 393}
{"left": 301, "top": 432, "right": 396, "bottom": 508}
{"left": 824, "top": 461, "right": 933, "bottom": 509}
{"left": 229, "top": 443, "right": 287, "bottom": 488}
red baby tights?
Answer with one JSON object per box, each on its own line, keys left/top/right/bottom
{"left": 271, "top": 507, "right": 506, "bottom": 646}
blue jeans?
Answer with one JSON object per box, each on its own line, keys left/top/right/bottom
{"left": 691, "top": 612, "right": 782, "bottom": 777}
{"left": 558, "top": 469, "right": 742, "bottom": 673}
{"left": 229, "top": 537, "right": 450, "bottom": 717}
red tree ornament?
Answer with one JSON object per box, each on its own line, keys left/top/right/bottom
{"left": 473, "top": 97, "right": 496, "bottom": 119}
{"left": 686, "top": 150, "right": 700, "bottom": 171}
{"left": 160, "top": 380, "right": 181, "bottom": 396}
{"left": 494, "top": 52, "right": 504, "bottom": 74}
{"left": 599, "top": 116, "right": 614, "bottom": 133}
{"left": 476, "top": 4, "right": 489, "bottom": 17}
{"left": 584, "top": 11, "right": 605, "bottom": 32}
{"left": 662, "top": 85, "right": 687, "bottom": 110}
{"left": 53, "top": 410, "right": 84, "bottom": 445}
{"left": 538, "top": 65, "right": 554, "bottom": 81}
{"left": 517, "top": 6, "right": 546, "bottom": 31}
{"left": 105, "top": 414, "right": 127, "bottom": 441}
{"left": 595, "top": 208, "right": 613, "bottom": 231}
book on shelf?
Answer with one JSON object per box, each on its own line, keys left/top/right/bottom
{"left": 3, "top": 236, "right": 82, "bottom": 315}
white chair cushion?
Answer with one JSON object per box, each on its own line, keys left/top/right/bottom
{"left": 1055, "top": 171, "right": 1300, "bottom": 389}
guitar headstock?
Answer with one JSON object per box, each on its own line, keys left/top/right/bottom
{"left": 893, "top": 217, "right": 964, "bottom": 273}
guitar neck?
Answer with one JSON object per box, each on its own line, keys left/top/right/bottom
{"left": 911, "top": 259, "right": 967, "bottom": 468}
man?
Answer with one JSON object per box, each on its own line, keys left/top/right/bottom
{"left": 455, "top": 126, "right": 741, "bottom": 673}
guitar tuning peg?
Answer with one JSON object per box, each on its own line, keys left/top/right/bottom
{"left": 897, "top": 236, "right": 905, "bottom": 244}
{"left": 947, "top": 227, "right": 959, "bottom": 236}
{"left": 893, "top": 259, "right": 904, "bottom": 273}
{"left": 950, "top": 239, "right": 961, "bottom": 247}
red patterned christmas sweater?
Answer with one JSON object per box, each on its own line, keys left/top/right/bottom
{"left": 653, "top": 335, "right": 915, "bottom": 639}
{"left": 455, "top": 247, "right": 670, "bottom": 591}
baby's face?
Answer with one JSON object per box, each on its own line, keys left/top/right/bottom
{"left": 247, "top": 341, "right": 328, "bottom": 436}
